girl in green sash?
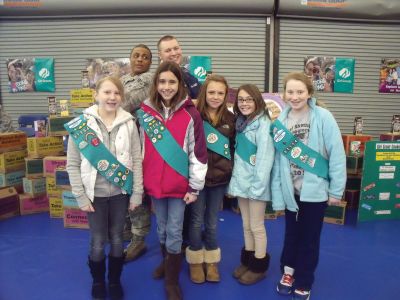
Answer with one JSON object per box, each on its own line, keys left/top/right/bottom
{"left": 271, "top": 72, "right": 346, "bottom": 300}
{"left": 66, "top": 76, "right": 143, "bottom": 300}
{"left": 228, "top": 84, "right": 275, "bottom": 285}
{"left": 185, "top": 75, "right": 235, "bottom": 284}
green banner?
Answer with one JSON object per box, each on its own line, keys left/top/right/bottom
{"left": 189, "top": 56, "right": 212, "bottom": 83}
{"left": 34, "top": 57, "right": 55, "bottom": 92}
{"left": 334, "top": 58, "right": 355, "bottom": 93}
{"left": 358, "top": 141, "right": 400, "bottom": 222}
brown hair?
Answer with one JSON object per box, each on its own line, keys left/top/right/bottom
{"left": 95, "top": 76, "right": 125, "bottom": 102}
{"left": 149, "top": 61, "right": 187, "bottom": 112}
{"left": 157, "top": 35, "right": 177, "bottom": 51}
{"left": 283, "top": 72, "right": 325, "bottom": 107}
{"left": 233, "top": 84, "right": 268, "bottom": 120}
{"left": 196, "top": 74, "right": 230, "bottom": 126}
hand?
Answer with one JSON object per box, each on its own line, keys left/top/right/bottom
{"left": 129, "top": 203, "right": 139, "bottom": 211}
{"left": 328, "top": 197, "right": 341, "bottom": 206}
{"left": 183, "top": 192, "right": 197, "bottom": 204}
{"left": 81, "top": 203, "right": 95, "bottom": 212}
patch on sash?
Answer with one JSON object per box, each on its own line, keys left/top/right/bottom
{"left": 250, "top": 154, "right": 256, "bottom": 166}
{"left": 207, "top": 133, "right": 218, "bottom": 144}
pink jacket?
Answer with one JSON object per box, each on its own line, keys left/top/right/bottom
{"left": 140, "top": 98, "right": 207, "bottom": 199}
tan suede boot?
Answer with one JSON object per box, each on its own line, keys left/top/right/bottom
{"left": 204, "top": 248, "right": 221, "bottom": 282}
{"left": 232, "top": 247, "right": 254, "bottom": 279}
{"left": 238, "top": 253, "right": 270, "bottom": 285}
{"left": 186, "top": 247, "right": 205, "bottom": 284}
{"left": 124, "top": 240, "right": 147, "bottom": 262}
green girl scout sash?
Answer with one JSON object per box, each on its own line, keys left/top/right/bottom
{"left": 235, "top": 132, "right": 257, "bottom": 166}
{"left": 203, "top": 121, "right": 231, "bottom": 160}
{"left": 64, "top": 115, "right": 133, "bottom": 194}
{"left": 270, "top": 119, "right": 329, "bottom": 180}
{"left": 137, "top": 108, "right": 189, "bottom": 178}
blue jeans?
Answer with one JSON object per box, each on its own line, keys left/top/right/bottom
{"left": 189, "top": 185, "right": 226, "bottom": 251}
{"left": 151, "top": 197, "right": 186, "bottom": 254}
{"left": 87, "top": 194, "right": 129, "bottom": 261}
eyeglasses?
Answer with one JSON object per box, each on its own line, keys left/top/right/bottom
{"left": 237, "top": 97, "right": 254, "bottom": 104}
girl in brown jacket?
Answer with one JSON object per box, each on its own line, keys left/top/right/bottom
{"left": 186, "top": 74, "right": 235, "bottom": 283}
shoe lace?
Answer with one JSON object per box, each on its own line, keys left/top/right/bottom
{"left": 282, "top": 274, "right": 294, "bottom": 285}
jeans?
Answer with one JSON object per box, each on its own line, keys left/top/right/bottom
{"left": 151, "top": 197, "right": 186, "bottom": 254}
{"left": 87, "top": 194, "right": 129, "bottom": 261}
{"left": 280, "top": 195, "right": 327, "bottom": 290}
{"left": 189, "top": 185, "right": 226, "bottom": 251}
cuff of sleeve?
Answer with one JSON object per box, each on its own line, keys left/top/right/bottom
{"left": 328, "top": 193, "right": 343, "bottom": 200}
{"left": 130, "top": 193, "right": 143, "bottom": 206}
{"left": 187, "top": 186, "right": 199, "bottom": 195}
{"left": 76, "top": 194, "right": 91, "bottom": 209}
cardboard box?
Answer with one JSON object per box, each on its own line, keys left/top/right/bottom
{"left": 49, "top": 196, "right": 63, "bottom": 218}
{"left": 379, "top": 133, "right": 400, "bottom": 141}
{"left": 62, "top": 190, "right": 78, "bottom": 208}
{"left": 346, "top": 155, "right": 364, "bottom": 175}
{"left": 63, "top": 207, "right": 89, "bottom": 229}
{"left": 342, "top": 134, "right": 373, "bottom": 156}
{"left": 324, "top": 201, "right": 347, "bottom": 225}
{"left": 70, "top": 88, "right": 94, "bottom": 108}
{"left": 25, "top": 158, "right": 44, "bottom": 178}
{"left": 19, "top": 193, "right": 49, "bottom": 215}
{"left": 55, "top": 168, "right": 70, "bottom": 188}
{"left": 0, "top": 170, "right": 25, "bottom": 188}
{"left": 45, "top": 176, "right": 63, "bottom": 198}
{"left": 27, "top": 136, "right": 64, "bottom": 158}
{"left": 0, "top": 149, "right": 27, "bottom": 173}
{"left": 43, "top": 156, "right": 67, "bottom": 177}
{"left": 0, "top": 187, "right": 19, "bottom": 220}
{"left": 0, "top": 131, "right": 27, "bottom": 154}
{"left": 23, "top": 177, "right": 46, "bottom": 197}
{"left": 48, "top": 116, "right": 74, "bottom": 136}
{"left": 344, "top": 189, "right": 360, "bottom": 210}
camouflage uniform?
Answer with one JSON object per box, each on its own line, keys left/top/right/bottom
{"left": 121, "top": 72, "right": 153, "bottom": 260}
{"left": 120, "top": 72, "right": 153, "bottom": 114}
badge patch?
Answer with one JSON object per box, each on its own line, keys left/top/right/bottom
{"left": 97, "top": 160, "right": 109, "bottom": 171}
{"left": 274, "top": 129, "right": 285, "bottom": 143}
{"left": 207, "top": 133, "right": 218, "bottom": 144}
{"left": 250, "top": 154, "right": 256, "bottom": 166}
{"left": 291, "top": 147, "right": 301, "bottom": 158}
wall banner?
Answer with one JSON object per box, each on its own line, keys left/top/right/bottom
{"left": 6, "top": 57, "right": 55, "bottom": 93}
{"left": 379, "top": 58, "right": 400, "bottom": 93}
{"left": 188, "top": 56, "right": 212, "bottom": 84}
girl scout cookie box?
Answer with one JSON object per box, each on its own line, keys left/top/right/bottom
{"left": 19, "top": 193, "right": 49, "bottom": 215}
{"left": 0, "top": 149, "right": 27, "bottom": 173}
{"left": 22, "top": 177, "right": 46, "bottom": 197}
{"left": 0, "top": 187, "right": 19, "bottom": 220}
{"left": 62, "top": 191, "right": 88, "bottom": 229}
{"left": 0, "top": 131, "right": 27, "bottom": 154}
{"left": 25, "top": 158, "right": 44, "bottom": 179}
{"left": 43, "top": 156, "right": 67, "bottom": 177}
{"left": 27, "top": 136, "right": 64, "bottom": 158}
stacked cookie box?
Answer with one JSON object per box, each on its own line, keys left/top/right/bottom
{"left": 0, "top": 132, "right": 27, "bottom": 219}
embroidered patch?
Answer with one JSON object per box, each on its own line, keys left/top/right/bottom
{"left": 207, "top": 133, "right": 218, "bottom": 144}
{"left": 78, "top": 141, "right": 88, "bottom": 149}
{"left": 273, "top": 129, "right": 285, "bottom": 143}
{"left": 291, "top": 147, "right": 301, "bottom": 158}
{"left": 97, "top": 160, "right": 109, "bottom": 171}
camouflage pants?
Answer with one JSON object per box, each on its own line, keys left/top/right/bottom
{"left": 124, "top": 196, "right": 151, "bottom": 242}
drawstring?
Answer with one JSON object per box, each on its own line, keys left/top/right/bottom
{"left": 296, "top": 210, "right": 299, "bottom": 222}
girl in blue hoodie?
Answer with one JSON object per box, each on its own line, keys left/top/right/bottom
{"left": 228, "top": 84, "right": 275, "bottom": 285}
{"left": 271, "top": 72, "right": 346, "bottom": 300}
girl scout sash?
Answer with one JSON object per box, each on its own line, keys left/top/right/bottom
{"left": 270, "top": 119, "right": 329, "bottom": 180}
{"left": 235, "top": 132, "right": 257, "bottom": 166}
{"left": 64, "top": 115, "right": 133, "bottom": 194}
{"left": 137, "top": 108, "right": 189, "bottom": 178}
{"left": 203, "top": 121, "right": 231, "bottom": 160}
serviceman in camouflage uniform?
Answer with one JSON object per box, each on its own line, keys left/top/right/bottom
{"left": 121, "top": 44, "right": 153, "bottom": 262}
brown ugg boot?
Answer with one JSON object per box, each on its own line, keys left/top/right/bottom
{"left": 124, "top": 240, "right": 147, "bottom": 262}
{"left": 232, "top": 247, "right": 255, "bottom": 279}
{"left": 165, "top": 252, "right": 183, "bottom": 300}
{"left": 186, "top": 247, "right": 205, "bottom": 284}
{"left": 153, "top": 244, "right": 166, "bottom": 279}
{"left": 238, "top": 253, "right": 270, "bottom": 285}
{"left": 204, "top": 248, "right": 221, "bottom": 282}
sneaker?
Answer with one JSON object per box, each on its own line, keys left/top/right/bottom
{"left": 292, "top": 289, "right": 311, "bottom": 300}
{"left": 277, "top": 273, "right": 294, "bottom": 295}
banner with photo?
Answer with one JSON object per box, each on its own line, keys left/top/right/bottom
{"left": 6, "top": 57, "right": 55, "bottom": 93}
{"left": 86, "top": 58, "right": 131, "bottom": 89}
{"left": 304, "top": 56, "right": 355, "bottom": 93}
{"left": 379, "top": 58, "right": 400, "bottom": 93}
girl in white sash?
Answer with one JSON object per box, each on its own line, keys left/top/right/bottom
{"left": 66, "top": 76, "right": 143, "bottom": 300}
{"left": 271, "top": 72, "right": 346, "bottom": 300}
{"left": 228, "top": 84, "right": 275, "bottom": 285}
